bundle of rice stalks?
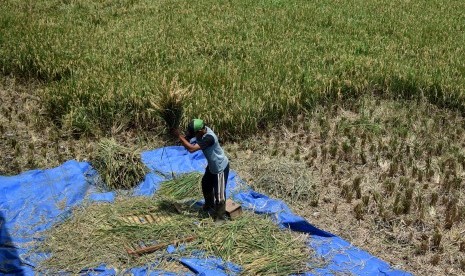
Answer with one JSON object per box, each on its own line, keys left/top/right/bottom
{"left": 149, "top": 77, "right": 192, "bottom": 131}
{"left": 91, "top": 138, "right": 148, "bottom": 189}
{"left": 36, "top": 197, "right": 318, "bottom": 275}
{"left": 157, "top": 173, "right": 203, "bottom": 200}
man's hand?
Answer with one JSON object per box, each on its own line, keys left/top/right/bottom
{"left": 172, "top": 128, "right": 201, "bottom": 153}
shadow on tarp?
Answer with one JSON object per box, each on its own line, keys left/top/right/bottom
{"left": 0, "top": 210, "right": 24, "bottom": 275}
{"left": 0, "top": 160, "right": 96, "bottom": 275}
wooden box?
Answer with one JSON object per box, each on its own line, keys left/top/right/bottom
{"left": 225, "top": 199, "right": 242, "bottom": 219}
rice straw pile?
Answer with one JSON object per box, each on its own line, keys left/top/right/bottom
{"left": 36, "top": 197, "right": 319, "bottom": 275}
{"left": 150, "top": 77, "right": 191, "bottom": 131}
{"left": 157, "top": 173, "right": 203, "bottom": 200}
{"left": 91, "top": 138, "right": 148, "bottom": 189}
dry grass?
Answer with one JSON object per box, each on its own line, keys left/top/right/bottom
{"left": 91, "top": 138, "right": 148, "bottom": 189}
{"left": 36, "top": 197, "right": 315, "bottom": 275}
{"left": 232, "top": 155, "right": 320, "bottom": 206}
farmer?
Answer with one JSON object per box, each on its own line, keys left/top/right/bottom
{"left": 172, "top": 119, "right": 229, "bottom": 219}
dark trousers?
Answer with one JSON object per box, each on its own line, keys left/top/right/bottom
{"left": 202, "top": 163, "right": 229, "bottom": 215}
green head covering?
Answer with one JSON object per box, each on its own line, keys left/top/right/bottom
{"left": 187, "top": 119, "right": 204, "bottom": 138}
{"left": 192, "top": 119, "right": 204, "bottom": 132}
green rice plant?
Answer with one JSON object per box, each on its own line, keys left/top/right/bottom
{"left": 402, "top": 187, "right": 414, "bottom": 214}
{"left": 369, "top": 144, "right": 376, "bottom": 154}
{"left": 331, "top": 163, "right": 337, "bottom": 174}
{"left": 417, "top": 170, "right": 423, "bottom": 182}
{"left": 91, "top": 138, "right": 148, "bottom": 189}
{"left": 392, "top": 192, "right": 403, "bottom": 215}
{"left": 383, "top": 180, "right": 396, "bottom": 196}
{"left": 362, "top": 194, "right": 370, "bottom": 207}
{"left": 321, "top": 145, "right": 327, "bottom": 161}
{"left": 415, "top": 194, "right": 423, "bottom": 211}
{"left": 388, "top": 161, "right": 398, "bottom": 177}
{"left": 157, "top": 173, "right": 203, "bottom": 201}
{"left": 372, "top": 191, "right": 381, "bottom": 204}
{"left": 306, "top": 158, "right": 315, "bottom": 168}
{"left": 458, "top": 206, "right": 465, "bottom": 223}
{"left": 444, "top": 197, "right": 458, "bottom": 230}
{"left": 329, "top": 141, "right": 338, "bottom": 159}
{"left": 377, "top": 201, "right": 385, "bottom": 218}
{"left": 309, "top": 188, "right": 319, "bottom": 207}
{"left": 430, "top": 254, "right": 441, "bottom": 266}
{"left": 415, "top": 239, "right": 429, "bottom": 255}
{"left": 294, "top": 147, "right": 300, "bottom": 157}
{"left": 342, "top": 140, "right": 352, "bottom": 161}
{"left": 359, "top": 151, "right": 367, "bottom": 164}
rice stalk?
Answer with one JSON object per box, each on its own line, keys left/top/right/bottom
{"left": 149, "top": 77, "right": 192, "bottom": 131}
{"left": 36, "top": 197, "right": 317, "bottom": 275}
{"left": 91, "top": 138, "right": 148, "bottom": 189}
{"left": 157, "top": 173, "right": 203, "bottom": 200}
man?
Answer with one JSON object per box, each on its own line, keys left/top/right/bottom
{"left": 172, "top": 119, "right": 229, "bottom": 219}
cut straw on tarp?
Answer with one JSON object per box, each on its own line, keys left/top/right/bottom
{"left": 91, "top": 138, "right": 148, "bottom": 189}
{"left": 157, "top": 173, "right": 203, "bottom": 200}
{"left": 36, "top": 197, "right": 321, "bottom": 275}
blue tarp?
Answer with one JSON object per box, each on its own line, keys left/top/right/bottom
{"left": 0, "top": 146, "right": 411, "bottom": 275}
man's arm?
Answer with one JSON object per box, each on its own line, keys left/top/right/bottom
{"left": 172, "top": 129, "right": 201, "bottom": 153}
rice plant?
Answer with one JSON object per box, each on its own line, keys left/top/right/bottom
{"left": 149, "top": 77, "right": 192, "bottom": 131}
{"left": 2, "top": 0, "right": 465, "bottom": 138}
{"left": 157, "top": 173, "right": 203, "bottom": 201}
{"left": 91, "top": 138, "right": 148, "bottom": 189}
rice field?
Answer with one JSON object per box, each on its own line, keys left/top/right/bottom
{"left": 229, "top": 96, "right": 465, "bottom": 275}
{"left": 2, "top": 0, "right": 465, "bottom": 275}
{"left": 1, "top": 0, "right": 465, "bottom": 138}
